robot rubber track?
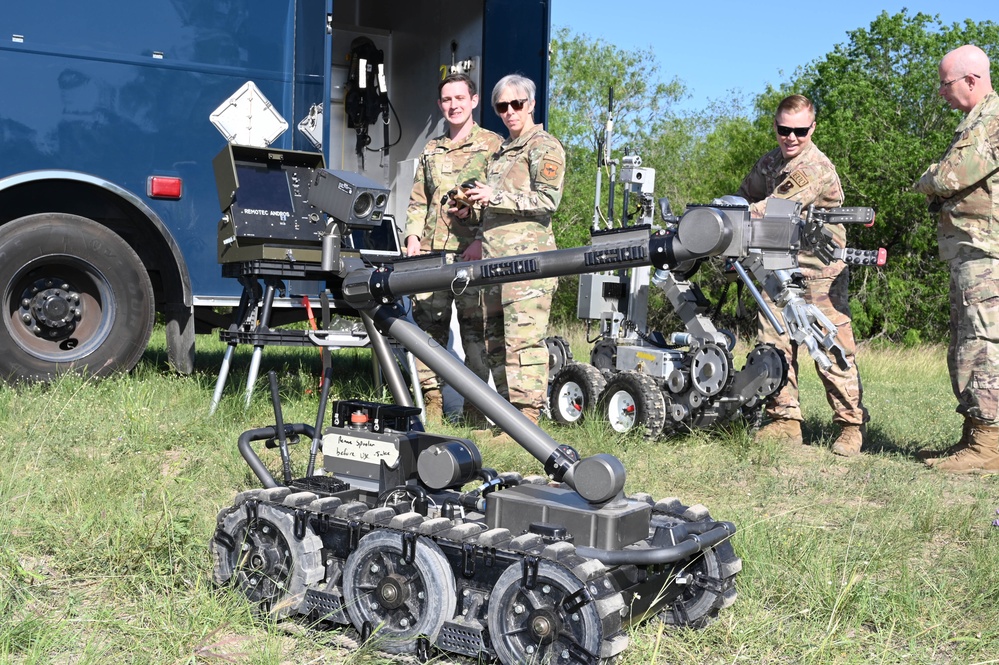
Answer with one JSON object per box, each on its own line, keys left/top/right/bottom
{"left": 212, "top": 468, "right": 740, "bottom": 663}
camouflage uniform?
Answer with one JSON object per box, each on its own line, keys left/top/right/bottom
{"left": 405, "top": 123, "right": 503, "bottom": 393}
{"left": 915, "top": 90, "right": 999, "bottom": 425}
{"left": 477, "top": 124, "right": 565, "bottom": 412}
{"left": 738, "top": 141, "right": 869, "bottom": 426}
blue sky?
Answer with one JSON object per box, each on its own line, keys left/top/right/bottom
{"left": 550, "top": 0, "right": 997, "bottom": 113}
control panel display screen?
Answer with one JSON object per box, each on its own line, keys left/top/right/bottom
{"left": 234, "top": 164, "right": 294, "bottom": 214}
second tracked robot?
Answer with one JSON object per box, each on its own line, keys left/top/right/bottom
{"left": 547, "top": 92, "right": 884, "bottom": 437}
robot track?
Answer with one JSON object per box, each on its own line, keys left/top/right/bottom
{"left": 212, "top": 483, "right": 740, "bottom": 664}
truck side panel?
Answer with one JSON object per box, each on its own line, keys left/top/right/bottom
{"left": 0, "top": 0, "right": 325, "bottom": 298}
{"left": 0, "top": 0, "right": 549, "bottom": 383}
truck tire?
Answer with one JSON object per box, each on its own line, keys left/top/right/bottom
{"left": 0, "top": 213, "right": 155, "bottom": 384}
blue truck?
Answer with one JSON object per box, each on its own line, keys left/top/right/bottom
{"left": 0, "top": 0, "right": 551, "bottom": 384}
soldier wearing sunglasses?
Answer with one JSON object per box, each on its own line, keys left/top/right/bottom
{"left": 737, "top": 94, "right": 869, "bottom": 457}
{"left": 915, "top": 44, "right": 999, "bottom": 474}
{"left": 464, "top": 74, "right": 565, "bottom": 436}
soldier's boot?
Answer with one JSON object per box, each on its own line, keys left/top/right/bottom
{"left": 520, "top": 407, "right": 542, "bottom": 426}
{"left": 470, "top": 428, "right": 497, "bottom": 445}
{"left": 831, "top": 425, "right": 865, "bottom": 457}
{"left": 916, "top": 418, "right": 973, "bottom": 461}
{"left": 422, "top": 388, "right": 444, "bottom": 424}
{"left": 754, "top": 418, "right": 803, "bottom": 446}
{"left": 490, "top": 406, "right": 542, "bottom": 446}
{"left": 926, "top": 420, "right": 999, "bottom": 474}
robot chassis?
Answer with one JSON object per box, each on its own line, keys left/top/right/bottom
{"left": 548, "top": 165, "right": 883, "bottom": 437}
{"left": 211, "top": 195, "right": 878, "bottom": 664}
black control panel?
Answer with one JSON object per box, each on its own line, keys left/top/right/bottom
{"left": 214, "top": 145, "right": 327, "bottom": 262}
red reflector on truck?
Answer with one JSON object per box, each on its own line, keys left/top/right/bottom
{"left": 147, "top": 176, "right": 182, "bottom": 199}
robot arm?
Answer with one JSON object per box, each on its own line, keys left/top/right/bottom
{"left": 655, "top": 196, "right": 883, "bottom": 371}
{"left": 798, "top": 203, "right": 885, "bottom": 268}
{"left": 329, "top": 196, "right": 882, "bottom": 501}
{"left": 734, "top": 258, "right": 846, "bottom": 370}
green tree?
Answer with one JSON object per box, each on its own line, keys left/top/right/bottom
{"left": 678, "top": 11, "right": 999, "bottom": 343}
{"left": 677, "top": 97, "right": 773, "bottom": 206}
{"left": 791, "top": 10, "right": 999, "bottom": 342}
{"left": 548, "top": 27, "right": 685, "bottom": 153}
{"left": 547, "top": 27, "right": 690, "bottom": 323}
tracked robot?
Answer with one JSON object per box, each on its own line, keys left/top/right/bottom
{"left": 211, "top": 160, "right": 879, "bottom": 663}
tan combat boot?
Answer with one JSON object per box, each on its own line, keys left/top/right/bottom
{"left": 422, "top": 388, "right": 444, "bottom": 424}
{"left": 916, "top": 418, "right": 972, "bottom": 461}
{"left": 926, "top": 420, "right": 999, "bottom": 474}
{"left": 831, "top": 425, "right": 865, "bottom": 457}
{"left": 488, "top": 407, "right": 542, "bottom": 446}
{"left": 520, "top": 407, "right": 542, "bottom": 426}
{"left": 754, "top": 418, "right": 803, "bottom": 445}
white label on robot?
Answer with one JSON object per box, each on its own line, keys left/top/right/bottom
{"left": 323, "top": 433, "right": 399, "bottom": 465}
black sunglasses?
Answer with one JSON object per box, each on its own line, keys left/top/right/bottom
{"left": 776, "top": 124, "right": 812, "bottom": 138}
{"left": 494, "top": 98, "right": 528, "bottom": 113}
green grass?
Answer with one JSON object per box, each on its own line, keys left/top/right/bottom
{"left": 1, "top": 327, "right": 997, "bottom": 664}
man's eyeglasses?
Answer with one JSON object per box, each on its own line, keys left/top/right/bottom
{"left": 776, "top": 124, "right": 812, "bottom": 138}
{"left": 495, "top": 98, "right": 528, "bottom": 113}
{"left": 939, "top": 73, "right": 981, "bottom": 90}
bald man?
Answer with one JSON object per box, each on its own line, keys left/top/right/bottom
{"left": 915, "top": 44, "right": 999, "bottom": 473}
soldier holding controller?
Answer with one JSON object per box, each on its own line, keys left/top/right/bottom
{"left": 405, "top": 72, "right": 502, "bottom": 424}
{"left": 465, "top": 74, "right": 565, "bottom": 437}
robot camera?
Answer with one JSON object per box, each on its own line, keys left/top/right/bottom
{"left": 308, "top": 169, "right": 390, "bottom": 229}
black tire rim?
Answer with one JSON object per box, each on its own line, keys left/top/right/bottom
{"left": 5, "top": 254, "right": 115, "bottom": 363}
{"left": 342, "top": 530, "right": 456, "bottom": 653}
{"left": 487, "top": 560, "right": 603, "bottom": 664}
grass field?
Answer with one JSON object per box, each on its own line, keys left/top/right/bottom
{"left": 1, "top": 327, "right": 997, "bottom": 664}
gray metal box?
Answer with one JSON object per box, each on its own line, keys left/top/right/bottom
{"left": 577, "top": 272, "right": 621, "bottom": 320}
{"left": 308, "top": 169, "right": 390, "bottom": 229}
{"left": 615, "top": 343, "right": 683, "bottom": 378}
{"left": 485, "top": 484, "right": 651, "bottom": 550}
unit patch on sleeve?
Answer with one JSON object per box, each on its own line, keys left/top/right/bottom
{"left": 540, "top": 157, "right": 562, "bottom": 182}
{"left": 776, "top": 169, "right": 810, "bottom": 196}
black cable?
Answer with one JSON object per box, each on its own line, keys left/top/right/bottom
{"left": 366, "top": 97, "right": 403, "bottom": 152}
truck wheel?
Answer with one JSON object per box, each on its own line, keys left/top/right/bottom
{"left": 597, "top": 371, "right": 667, "bottom": 437}
{"left": 548, "top": 362, "right": 606, "bottom": 425}
{"left": 0, "top": 213, "right": 154, "bottom": 384}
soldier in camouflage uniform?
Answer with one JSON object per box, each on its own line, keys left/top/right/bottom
{"left": 738, "top": 94, "right": 869, "bottom": 456}
{"left": 914, "top": 45, "right": 999, "bottom": 474}
{"left": 465, "top": 74, "right": 565, "bottom": 429}
{"left": 405, "top": 73, "right": 503, "bottom": 424}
